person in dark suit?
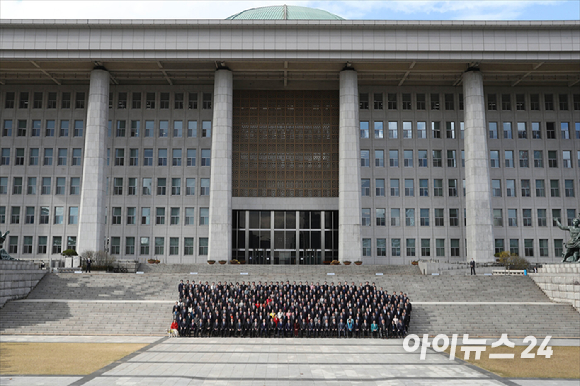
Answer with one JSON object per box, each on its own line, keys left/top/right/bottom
{"left": 470, "top": 258, "right": 476, "bottom": 275}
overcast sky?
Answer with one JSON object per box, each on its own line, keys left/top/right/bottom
{"left": 1, "top": 0, "right": 578, "bottom": 20}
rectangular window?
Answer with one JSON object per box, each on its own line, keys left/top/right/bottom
{"left": 39, "top": 207, "right": 49, "bottom": 224}
{"left": 548, "top": 151, "right": 558, "bottom": 168}
{"left": 565, "top": 179, "right": 575, "bottom": 197}
{"left": 199, "top": 237, "right": 209, "bottom": 255}
{"left": 432, "top": 150, "right": 442, "bottom": 167}
{"left": 114, "top": 148, "right": 124, "bottom": 166}
{"left": 174, "top": 93, "right": 184, "bottom": 109}
{"left": 140, "top": 237, "right": 150, "bottom": 255}
{"left": 185, "top": 178, "right": 196, "bottom": 196}
{"left": 4, "top": 92, "right": 15, "bottom": 108}
{"left": 404, "top": 179, "right": 414, "bottom": 197}
{"left": 403, "top": 121, "right": 412, "bottom": 139}
{"left": 563, "top": 151, "right": 572, "bottom": 168}
{"left": 449, "top": 209, "right": 459, "bottom": 226}
{"left": 142, "top": 178, "right": 152, "bottom": 195}
{"left": 144, "top": 121, "right": 154, "bottom": 137}
{"left": 430, "top": 93, "right": 440, "bottom": 110}
{"left": 492, "top": 179, "right": 501, "bottom": 197}
{"left": 576, "top": 122, "right": 580, "bottom": 139}
{"left": 155, "top": 207, "right": 165, "bottom": 225}
{"left": 143, "top": 149, "right": 153, "bottom": 166}
{"left": 421, "top": 239, "right": 430, "bottom": 257}
{"left": 141, "top": 207, "right": 150, "bottom": 225}
{"left": 561, "top": 122, "right": 570, "bottom": 139}
{"left": 113, "top": 177, "right": 123, "bottom": 195}
{"left": 521, "top": 179, "right": 530, "bottom": 197}
{"left": 27, "top": 177, "right": 37, "bottom": 195}
{"left": 539, "top": 239, "right": 548, "bottom": 257}
{"left": 417, "top": 149, "right": 428, "bottom": 168}
{"left": 2, "top": 120, "right": 13, "bottom": 137}
{"left": 360, "top": 150, "right": 370, "bottom": 167}
{"left": 54, "top": 206, "right": 64, "bottom": 225}
{"left": 553, "top": 209, "right": 561, "bottom": 227}
{"left": 41, "top": 177, "right": 51, "bottom": 195}
{"left": 359, "top": 93, "right": 369, "bottom": 109}
{"left": 12, "top": 177, "right": 22, "bottom": 195}
{"left": 390, "top": 179, "right": 399, "bottom": 197}
{"left": 445, "top": 121, "right": 455, "bottom": 139}
{"left": 200, "top": 121, "right": 211, "bottom": 138}
{"left": 501, "top": 94, "right": 511, "bottom": 110}
{"left": 154, "top": 237, "right": 164, "bottom": 255}
{"left": 11, "top": 207, "right": 20, "bottom": 224}
{"left": 126, "top": 207, "right": 136, "bottom": 225}
{"left": 68, "top": 177, "right": 80, "bottom": 195}
{"left": 157, "top": 178, "right": 166, "bottom": 195}
{"left": 0, "top": 178, "right": 7, "bottom": 195}
{"left": 129, "top": 149, "right": 138, "bottom": 166}
{"left": 116, "top": 120, "right": 126, "bottom": 137}
{"left": 68, "top": 206, "right": 78, "bottom": 225}
{"left": 524, "top": 239, "right": 534, "bottom": 257}
{"left": 159, "top": 121, "right": 168, "bottom": 137}
{"left": 131, "top": 92, "right": 142, "bottom": 109}
{"left": 145, "top": 92, "right": 156, "bottom": 109}
{"left": 361, "top": 238, "right": 371, "bottom": 257}
{"left": 531, "top": 122, "right": 541, "bottom": 139}
{"left": 17, "top": 120, "right": 27, "bottom": 136}
{"left": 448, "top": 179, "right": 457, "bottom": 197}
{"left": 375, "top": 179, "right": 385, "bottom": 197}
{"left": 574, "top": 94, "right": 580, "bottom": 110}
{"left": 374, "top": 150, "right": 384, "bottom": 167}
{"left": 494, "top": 239, "right": 505, "bottom": 254}
{"left": 559, "top": 94, "right": 568, "bottom": 110}
{"left": 406, "top": 238, "right": 416, "bottom": 256}
{"left": 170, "top": 208, "right": 180, "bottom": 225}
{"left": 58, "top": 120, "right": 69, "bottom": 137}
{"left": 15, "top": 148, "right": 24, "bottom": 165}
{"left": 37, "top": 236, "right": 47, "bottom": 254}
{"left": 51, "top": 236, "right": 62, "bottom": 254}
{"left": 200, "top": 208, "right": 209, "bottom": 225}
{"left": 519, "top": 150, "right": 529, "bottom": 168}
{"left": 360, "top": 179, "right": 370, "bottom": 196}
{"left": 376, "top": 208, "right": 386, "bottom": 227}
{"left": 546, "top": 122, "right": 556, "bottom": 139}
{"left": 386, "top": 93, "right": 397, "bottom": 109}
{"left": 523, "top": 209, "right": 532, "bottom": 227}
{"left": 159, "top": 93, "right": 169, "bottom": 109}
{"left": 362, "top": 208, "right": 371, "bottom": 226}
{"left": 503, "top": 122, "right": 512, "bottom": 139}
{"left": 489, "top": 122, "right": 498, "bottom": 139}
{"left": 388, "top": 122, "right": 397, "bottom": 138}
{"left": 187, "top": 121, "right": 198, "bottom": 138}
{"left": 111, "top": 207, "right": 122, "bottom": 225}
{"left": 450, "top": 239, "right": 460, "bottom": 257}
{"left": 374, "top": 121, "right": 384, "bottom": 139}
{"left": 530, "top": 94, "right": 540, "bottom": 110}
{"left": 171, "top": 148, "right": 182, "bottom": 167}
{"left": 55, "top": 177, "right": 65, "bottom": 195}
{"left": 8, "top": 236, "right": 18, "bottom": 254}
{"left": 516, "top": 94, "right": 525, "bottom": 110}
{"left": 545, "top": 94, "right": 554, "bottom": 110}
{"left": 169, "top": 237, "right": 179, "bottom": 255}
{"left": 373, "top": 93, "right": 383, "bottom": 109}
{"left": 30, "top": 120, "right": 41, "bottom": 137}
{"left": 200, "top": 178, "right": 210, "bottom": 196}
{"left": 567, "top": 209, "right": 576, "bottom": 226}
{"left": 171, "top": 178, "right": 181, "bottom": 196}
{"left": 537, "top": 209, "right": 547, "bottom": 227}
{"left": 201, "top": 149, "right": 211, "bottom": 166}
{"left": 488, "top": 94, "right": 497, "bottom": 110}
{"left": 389, "top": 150, "right": 398, "bottom": 167}
{"left": 130, "top": 120, "right": 140, "bottom": 137}
{"left": 19, "top": 92, "right": 29, "bottom": 109}
{"left": 391, "top": 238, "right": 401, "bottom": 256}
{"left": 433, "top": 179, "right": 443, "bottom": 197}
{"left": 172, "top": 121, "right": 183, "bottom": 138}
{"left": 402, "top": 93, "right": 411, "bottom": 109}
{"left": 359, "top": 121, "right": 369, "bottom": 138}
{"left": 508, "top": 209, "right": 517, "bottom": 227}
{"left": 185, "top": 208, "right": 195, "bottom": 225}
{"left": 533, "top": 150, "right": 543, "bottom": 168}
{"left": 203, "top": 93, "right": 212, "bottom": 109}
{"left": 184, "top": 238, "right": 194, "bottom": 255}
{"left": 73, "top": 120, "right": 83, "bottom": 137}
{"left": 404, "top": 150, "right": 413, "bottom": 167}
{"left": 420, "top": 208, "right": 429, "bottom": 226}
{"left": 188, "top": 93, "right": 198, "bottom": 109}
{"left": 390, "top": 208, "right": 400, "bottom": 227}
{"left": 158, "top": 149, "right": 167, "bottom": 166}
{"left": 25, "top": 206, "right": 35, "bottom": 224}
{"left": 419, "top": 179, "right": 429, "bottom": 197}
{"left": 405, "top": 208, "right": 415, "bottom": 226}
{"left": 416, "top": 93, "right": 426, "bottom": 110}
{"left": 417, "top": 122, "right": 426, "bottom": 138}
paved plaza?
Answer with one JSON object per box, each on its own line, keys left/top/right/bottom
{"left": 1, "top": 336, "right": 578, "bottom": 386}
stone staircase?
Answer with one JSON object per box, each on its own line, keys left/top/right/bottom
{"left": 0, "top": 260, "right": 46, "bottom": 308}
{"left": 1, "top": 265, "right": 579, "bottom": 337}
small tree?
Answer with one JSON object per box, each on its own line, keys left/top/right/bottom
{"left": 498, "top": 250, "right": 530, "bottom": 270}
{"left": 61, "top": 249, "right": 78, "bottom": 257}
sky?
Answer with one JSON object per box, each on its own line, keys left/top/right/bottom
{"left": 0, "top": 0, "right": 578, "bottom": 20}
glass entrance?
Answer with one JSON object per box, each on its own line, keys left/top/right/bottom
{"left": 233, "top": 210, "right": 338, "bottom": 265}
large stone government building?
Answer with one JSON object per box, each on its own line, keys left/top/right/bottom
{"left": 0, "top": 6, "right": 579, "bottom": 265}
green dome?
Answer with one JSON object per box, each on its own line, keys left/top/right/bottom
{"left": 226, "top": 5, "right": 344, "bottom": 20}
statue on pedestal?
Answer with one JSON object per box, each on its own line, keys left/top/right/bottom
{"left": 556, "top": 218, "right": 580, "bottom": 263}
{"left": 0, "top": 230, "right": 15, "bottom": 260}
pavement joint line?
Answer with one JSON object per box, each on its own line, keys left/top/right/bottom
{"left": 96, "top": 375, "right": 493, "bottom": 381}
{"left": 68, "top": 336, "right": 168, "bottom": 386}
{"left": 125, "top": 361, "right": 459, "bottom": 365}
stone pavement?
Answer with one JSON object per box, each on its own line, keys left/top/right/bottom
{"left": 1, "top": 336, "right": 578, "bottom": 386}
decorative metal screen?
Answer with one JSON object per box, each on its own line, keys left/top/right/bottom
{"left": 233, "top": 90, "right": 339, "bottom": 197}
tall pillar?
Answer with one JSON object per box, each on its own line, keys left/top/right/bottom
{"left": 463, "top": 69, "right": 494, "bottom": 263}
{"left": 208, "top": 69, "right": 233, "bottom": 261}
{"left": 338, "top": 70, "right": 362, "bottom": 262}
{"left": 77, "top": 69, "right": 109, "bottom": 254}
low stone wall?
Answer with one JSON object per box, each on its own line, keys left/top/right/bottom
{"left": 0, "top": 260, "right": 47, "bottom": 308}
{"left": 530, "top": 264, "right": 580, "bottom": 312}
{"left": 418, "top": 261, "right": 506, "bottom": 276}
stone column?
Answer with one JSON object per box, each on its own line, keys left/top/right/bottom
{"left": 208, "top": 69, "right": 233, "bottom": 261}
{"left": 463, "top": 69, "right": 494, "bottom": 263}
{"left": 77, "top": 69, "right": 109, "bottom": 254}
{"left": 338, "top": 70, "right": 362, "bottom": 262}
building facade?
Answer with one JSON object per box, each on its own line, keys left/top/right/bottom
{"left": 0, "top": 7, "right": 579, "bottom": 264}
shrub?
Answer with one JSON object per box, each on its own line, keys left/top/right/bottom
{"left": 61, "top": 249, "right": 78, "bottom": 257}
{"left": 230, "top": 259, "right": 240, "bottom": 264}
{"left": 498, "top": 251, "right": 530, "bottom": 270}
{"left": 330, "top": 260, "right": 340, "bottom": 265}
{"left": 411, "top": 260, "right": 419, "bottom": 266}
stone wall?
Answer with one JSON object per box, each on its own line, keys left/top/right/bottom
{"left": 530, "top": 264, "right": 580, "bottom": 312}
{"left": 0, "top": 260, "right": 47, "bottom": 308}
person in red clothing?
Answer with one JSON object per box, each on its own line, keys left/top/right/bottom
{"left": 170, "top": 320, "right": 178, "bottom": 337}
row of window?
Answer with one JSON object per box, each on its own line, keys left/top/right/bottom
{"left": 1, "top": 119, "right": 212, "bottom": 139}
{"left": 2, "top": 91, "right": 213, "bottom": 111}
{"left": 0, "top": 176, "right": 80, "bottom": 196}
{"left": 361, "top": 149, "right": 580, "bottom": 169}
{"left": 2, "top": 119, "right": 84, "bottom": 138}
{"left": 361, "top": 207, "right": 577, "bottom": 228}
{"left": 361, "top": 237, "right": 565, "bottom": 259}
{"left": 361, "top": 178, "right": 576, "bottom": 198}
{"left": 360, "top": 120, "right": 580, "bottom": 140}
{"left": 359, "top": 92, "right": 580, "bottom": 112}
{"left": 0, "top": 147, "right": 211, "bottom": 168}
{"left": 489, "top": 122, "right": 579, "bottom": 140}
{"left": 5, "top": 235, "right": 209, "bottom": 256}
{"left": 0, "top": 205, "right": 209, "bottom": 226}
{"left": 0, "top": 176, "right": 210, "bottom": 197}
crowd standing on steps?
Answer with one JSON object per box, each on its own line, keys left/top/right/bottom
{"left": 171, "top": 279, "right": 412, "bottom": 338}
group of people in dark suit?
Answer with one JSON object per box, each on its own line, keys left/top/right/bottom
{"left": 172, "top": 279, "right": 412, "bottom": 339}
